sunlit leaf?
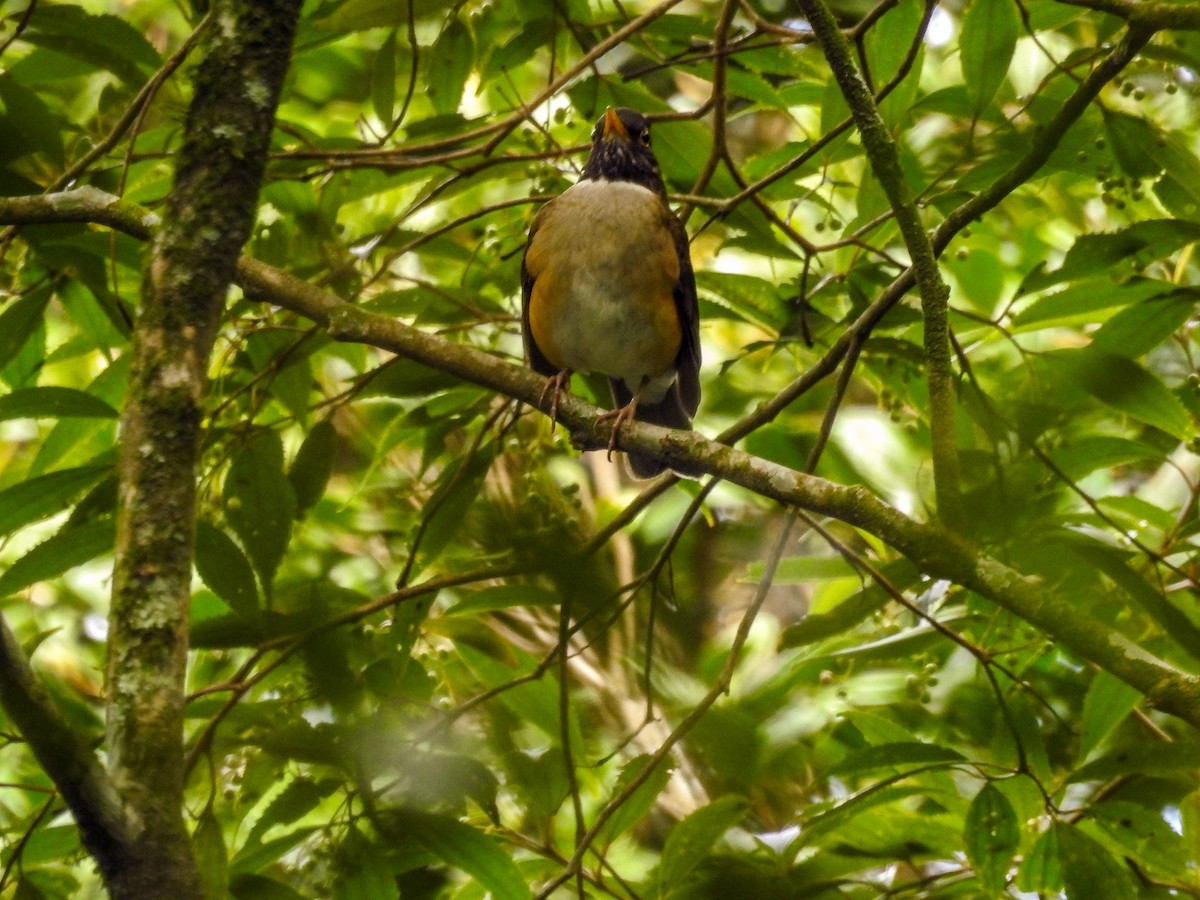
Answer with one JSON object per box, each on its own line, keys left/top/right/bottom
{"left": 0, "top": 518, "right": 115, "bottom": 598}
{"left": 0, "top": 387, "right": 118, "bottom": 421}
{"left": 961, "top": 0, "right": 1019, "bottom": 116}
{"left": 599, "top": 755, "right": 674, "bottom": 848}
{"left": 0, "top": 463, "right": 111, "bottom": 538}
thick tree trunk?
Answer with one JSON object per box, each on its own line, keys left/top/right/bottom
{"left": 104, "top": 2, "right": 300, "bottom": 896}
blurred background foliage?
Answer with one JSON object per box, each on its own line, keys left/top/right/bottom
{"left": 1, "top": 0, "right": 1200, "bottom": 896}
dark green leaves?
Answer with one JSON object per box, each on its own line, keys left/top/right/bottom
{"left": 195, "top": 521, "right": 260, "bottom": 618}
{"left": 0, "top": 76, "right": 65, "bottom": 166}
{"left": 656, "top": 796, "right": 747, "bottom": 897}
{"left": 426, "top": 17, "right": 474, "bottom": 117}
{"left": 1042, "top": 347, "right": 1194, "bottom": 440}
{"left": 0, "top": 287, "right": 51, "bottom": 375}
{"left": 22, "top": 5, "right": 160, "bottom": 86}
{"left": 965, "top": 784, "right": 1019, "bottom": 895}
{"left": 1056, "top": 823, "right": 1137, "bottom": 900}
{"left": 287, "top": 417, "right": 336, "bottom": 517}
{"left": 223, "top": 431, "right": 296, "bottom": 598}
{"left": 388, "top": 810, "right": 531, "bottom": 900}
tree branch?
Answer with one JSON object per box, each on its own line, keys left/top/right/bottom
{"left": 4, "top": 188, "right": 1197, "bottom": 730}
{"left": 796, "top": 0, "right": 963, "bottom": 529}
{"left": 3, "top": 186, "right": 1198, "bottom": 724}
{"left": 102, "top": 1, "right": 301, "bottom": 897}
{"left": 1057, "top": 0, "right": 1200, "bottom": 30}
{"left": 0, "top": 615, "right": 131, "bottom": 879}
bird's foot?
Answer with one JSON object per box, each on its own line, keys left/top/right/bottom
{"left": 595, "top": 397, "right": 640, "bottom": 462}
{"left": 540, "top": 370, "right": 573, "bottom": 428}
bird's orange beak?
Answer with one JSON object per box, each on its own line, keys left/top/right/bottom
{"left": 602, "top": 106, "right": 630, "bottom": 142}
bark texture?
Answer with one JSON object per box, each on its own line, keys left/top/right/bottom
{"left": 104, "top": 2, "right": 300, "bottom": 897}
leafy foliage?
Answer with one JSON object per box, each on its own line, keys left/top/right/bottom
{"left": 1, "top": 0, "right": 1199, "bottom": 896}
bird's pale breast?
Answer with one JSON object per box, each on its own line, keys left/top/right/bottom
{"left": 526, "top": 180, "right": 681, "bottom": 398}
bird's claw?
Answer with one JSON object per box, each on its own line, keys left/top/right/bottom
{"left": 539, "top": 370, "right": 573, "bottom": 428}
{"left": 595, "top": 399, "right": 639, "bottom": 462}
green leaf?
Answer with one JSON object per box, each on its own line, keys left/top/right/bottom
{"left": 694, "top": 271, "right": 789, "bottom": 332}
{"left": 1065, "top": 540, "right": 1200, "bottom": 665}
{"left": 0, "top": 387, "right": 118, "bottom": 421}
{"left": 832, "top": 741, "right": 965, "bottom": 774}
{"left": 427, "top": 17, "right": 474, "bottom": 117}
{"left": 372, "top": 28, "right": 397, "bottom": 124}
{"left": 781, "top": 560, "right": 919, "bottom": 648}
{"left": 0, "top": 518, "right": 115, "bottom": 598}
{"left": 411, "top": 447, "right": 494, "bottom": 575}
{"left": 0, "top": 75, "right": 65, "bottom": 166}
{"left": 224, "top": 431, "right": 297, "bottom": 598}
{"left": 1079, "top": 670, "right": 1141, "bottom": 761}
{"left": 1017, "top": 826, "right": 1061, "bottom": 893}
{"left": 1013, "top": 278, "right": 1171, "bottom": 328}
{"left": 195, "top": 521, "right": 260, "bottom": 619}
{"left": 960, "top": 0, "right": 1020, "bottom": 115}
{"left": 1055, "top": 822, "right": 1137, "bottom": 900}
{"left": 287, "top": 417, "right": 336, "bottom": 517}
{"left": 230, "top": 828, "right": 320, "bottom": 876}
{"left": 1068, "top": 742, "right": 1200, "bottom": 783}
{"left": 1103, "top": 110, "right": 1165, "bottom": 180}
{"left": 744, "top": 555, "right": 857, "bottom": 584}
{"left": 242, "top": 778, "right": 331, "bottom": 853}
{"left": 1091, "top": 290, "right": 1198, "bottom": 357}
{"left": 0, "top": 464, "right": 111, "bottom": 538}
{"left": 193, "top": 807, "right": 229, "bottom": 900}
{"left": 1047, "top": 435, "right": 1160, "bottom": 480}
{"left": 599, "top": 755, "right": 674, "bottom": 847}
{"left": 864, "top": 0, "right": 924, "bottom": 124}
{"left": 0, "top": 286, "right": 51, "bottom": 373}
{"left": 315, "top": 0, "right": 405, "bottom": 33}
{"left": 24, "top": 5, "right": 160, "bottom": 85}
{"left": 657, "top": 796, "right": 748, "bottom": 897}
{"left": 965, "top": 784, "right": 1019, "bottom": 896}
{"left": 1042, "top": 347, "right": 1194, "bottom": 440}
{"left": 392, "top": 809, "right": 532, "bottom": 900}
{"left": 1087, "top": 801, "right": 1189, "bottom": 879}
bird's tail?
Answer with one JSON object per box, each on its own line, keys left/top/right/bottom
{"left": 610, "top": 379, "right": 695, "bottom": 479}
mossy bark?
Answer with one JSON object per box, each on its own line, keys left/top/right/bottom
{"left": 105, "top": 2, "right": 300, "bottom": 897}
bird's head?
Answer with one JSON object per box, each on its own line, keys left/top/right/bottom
{"left": 581, "top": 107, "right": 665, "bottom": 195}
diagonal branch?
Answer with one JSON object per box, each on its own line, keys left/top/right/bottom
{"left": 0, "top": 615, "right": 130, "bottom": 879}
{"left": 3, "top": 188, "right": 1200, "bottom": 731}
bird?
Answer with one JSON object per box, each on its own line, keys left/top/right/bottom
{"left": 521, "top": 107, "right": 701, "bottom": 478}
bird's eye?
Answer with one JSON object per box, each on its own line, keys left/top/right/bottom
{"left": 639, "top": 129, "right": 651, "bottom": 146}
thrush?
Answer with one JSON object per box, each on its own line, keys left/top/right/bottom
{"left": 521, "top": 107, "right": 701, "bottom": 478}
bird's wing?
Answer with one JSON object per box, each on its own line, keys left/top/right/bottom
{"left": 665, "top": 210, "right": 701, "bottom": 417}
{"left": 521, "top": 203, "right": 559, "bottom": 377}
